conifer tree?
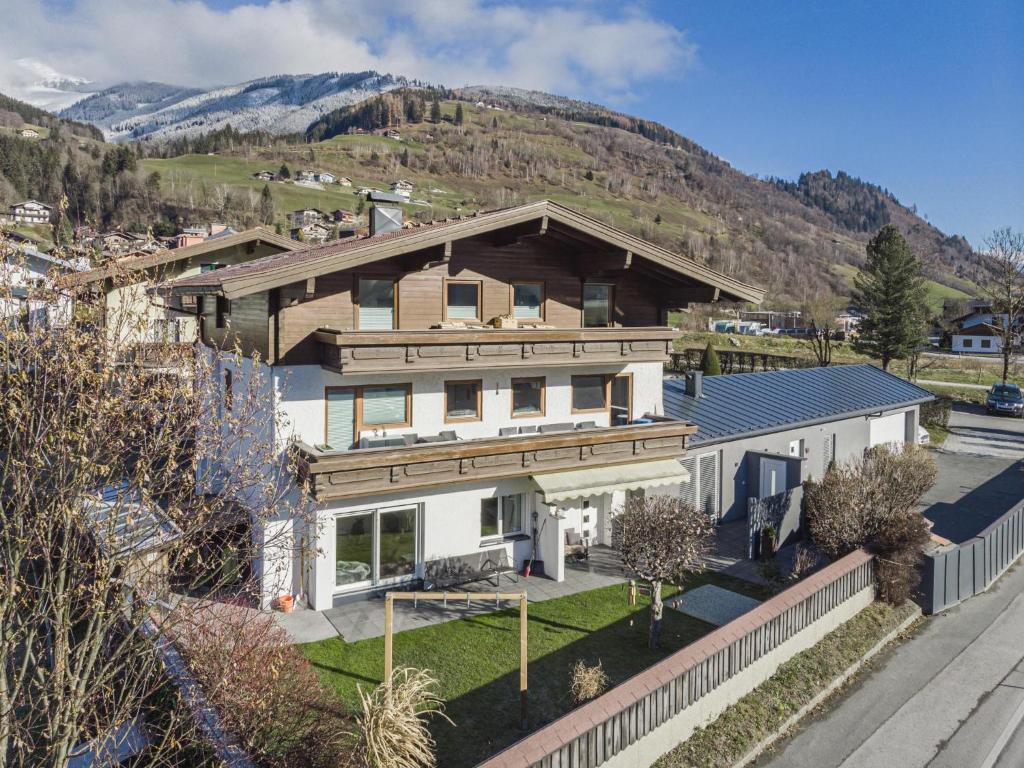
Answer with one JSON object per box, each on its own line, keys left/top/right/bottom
{"left": 700, "top": 341, "right": 722, "bottom": 376}
{"left": 852, "top": 225, "right": 926, "bottom": 371}
{"left": 258, "top": 184, "right": 275, "bottom": 225}
{"left": 430, "top": 97, "right": 442, "bottom": 123}
{"left": 454, "top": 103, "right": 464, "bottom": 126}
{"left": 278, "top": 163, "right": 290, "bottom": 180}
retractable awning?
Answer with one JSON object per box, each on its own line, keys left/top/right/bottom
{"left": 530, "top": 459, "right": 690, "bottom": 505}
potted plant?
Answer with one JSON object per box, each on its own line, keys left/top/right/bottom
{"left": 276, "top": 594, "right": 294, "bottom": 613}
{"left": 760, "top": 524, "right": 778, "bottom": 559}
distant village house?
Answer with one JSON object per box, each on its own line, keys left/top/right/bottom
{"left": 8, "top": 200, "right": 53, "bottom": 225}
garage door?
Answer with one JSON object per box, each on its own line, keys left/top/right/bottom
{"left": 869, "top": 412, "right": 905, "bottom": 447}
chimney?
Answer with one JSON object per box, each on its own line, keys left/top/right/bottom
{"left": 370, "top": 205, "right": 403, "bottom": 236}
{"left": 685, "top": 370, "right": 703, "bottom": 399}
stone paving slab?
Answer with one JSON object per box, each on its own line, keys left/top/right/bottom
{"left": 667, "top": 583, "right": 762, "bottom": 626}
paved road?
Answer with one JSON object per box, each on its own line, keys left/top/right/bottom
{"left": 917, "top": 379, "right": 990, "bottom": 391}
{"left": 759, "top": 560, "right": 1024, "bottom": 768}
{"left": 942, "top": 403, "right": 1024, "bottom": 459}
{"left": 918, "top": 450, "right": 1021, "bottom": 543}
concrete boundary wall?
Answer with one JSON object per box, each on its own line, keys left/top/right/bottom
{"left": 922, "top": 500, "right": 1024, "bottom": 614}
{"left": 477, "top": 549, "right": 876, "bottom": 768}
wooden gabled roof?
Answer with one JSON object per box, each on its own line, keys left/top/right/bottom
{"left": 62, "top": 227, "right": 301, "bottom": 288}
{"left": 165, "top": 200, "right": 765, "bottom": 304}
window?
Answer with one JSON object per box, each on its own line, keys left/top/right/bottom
{"left": 679, "top": 451, "right": 720, "bottom": 518}
{"left": 325, "top": 384, "right": 412, "bottom": 449}
{"left": 480, "top": 494, "right": 524, "bottom": 539}
{"left": 512, "top": 282, "right": 544, "bottom": 320}
{"left": 582, "top": 283, "right": 613, "bottom": 327}
{"left": 361, "top": 385, "right": 411, "bottom": 427}
{"left": 215, "top": 295, "right": 230, "bottom": 329}
{"left": 511, "top": 377, "right": 544, "bottom": 417}
{"left": 445, "top": 379, "right": 482, "bottom": 421}
{"left": 445, "top": 281, "right": 481, "bottom": 321}
{"left": 789, "top": 438, "right": 804, "bottom": 457}
{"left": 572, "top": 374, "right": 607, "bottom": 412}
{"left": 963, "top": 338, "right": 973, "bottom": 348}
{"left": 981, "top": 339, "right": 992, "bottom": 349}
{"left": 357, "top": 278, "right": 396, "bottom": 330}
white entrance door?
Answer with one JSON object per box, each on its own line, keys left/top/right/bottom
{"left": 869, "top": 413, "right": 904, "bottom": 448}
{"left": 759, "top": 458, "right": 787, "bottom": 498}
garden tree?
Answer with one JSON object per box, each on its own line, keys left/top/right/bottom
{"left": 805, "top": 445, "right": 936, "bottom": 603}
{"left": 430, "top": 97, "right": 442, "bottom": 124}
{"left": 0, "top": 239, "right": 320, "bottom": 767}
{"left": 258, "top": 183, "right": 275, "bottom": 225}
{"left": 852, "top": 225, "right": 927, "bottom": 370}
{"left": 454, "top": 103, "right": 464, "bottom": 126}
{"left": 700, "top": 340, "right": 722, "bottom": 376}
{"left": 278, "top": 163, "right": 291, "bottom": 180}
{"left": 617, "top": 496, "right": 715, "bottom": 649}
{"left": 801, "top": 290, "right": 844, "bottom": 366}
{"left": 981, "top": 227, "right": 1024, "bottom": 384}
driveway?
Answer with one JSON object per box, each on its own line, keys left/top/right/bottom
{"left": 941, "top": 403, "right": 1024, "bottom": 459}
{"left": 918, "top": 450, "right": 1022, "bottom": 542}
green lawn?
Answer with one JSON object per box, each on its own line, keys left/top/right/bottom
{"left": 302, "top": 573, "right": 772, "bottom": 768}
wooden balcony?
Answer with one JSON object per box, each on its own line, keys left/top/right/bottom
{"left": 295, "top": 420, "right": 696, "bottom": 501}
{"left": 316, "top": 326, "right": 681, "bottom": 374}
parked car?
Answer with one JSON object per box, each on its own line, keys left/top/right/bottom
{"left": 985, "top": 383, "right": 1024, "bottom": 417}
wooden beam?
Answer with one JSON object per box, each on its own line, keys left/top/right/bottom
{"left": 304, "top": 276, "right": 315, "bottom": 298}
{"left": 443, "top": 240, "right": 452, "bottom": 261}
{"left": 384, "top": 593, "right": 394, "bottom": 685}
{"left": 538, "top": 215, "right": 548, "bottom": 236}
{"left": 624, "top": 250, "right": 633, "bottom": 269}
{"left": 520, "top": 593, "right": 529, "bottom": 730}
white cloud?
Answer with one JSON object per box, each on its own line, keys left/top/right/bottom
{"left": 0, "top": 0, "right": 696, "bottom": 105}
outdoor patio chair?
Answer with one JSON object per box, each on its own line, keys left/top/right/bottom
{"left": 539, "top": 422, "right": 574, "bottom": 433}
{"left": 564, "top": 528, "right": 588, "bottom": 561}
{"left": 401, "top": 433, "right": 419, "bottom": 446}
{"left": 438, "top": 430, "right": 458, "bottom": 441}
{"left": 576, "top": 421, "right": 597, "bottom": 430}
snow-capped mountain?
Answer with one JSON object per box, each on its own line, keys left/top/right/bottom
{"left": 61, "top": 72, "right": 413, "bottom": 142}
{"left": 2, "top": 58, "right": 98, "bottom": 111}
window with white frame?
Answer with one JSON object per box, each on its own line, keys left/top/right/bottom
{"left": 480, "top": 494, "right": 524, "bottom": 539}
{"left": 679, "top": 451, "right": 720, "bottom": 519}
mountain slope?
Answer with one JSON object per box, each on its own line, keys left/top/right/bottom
{"left": 61, "top": 72, "right": 413, "bottom": 141}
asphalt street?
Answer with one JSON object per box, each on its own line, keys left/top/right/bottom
{"left": 941, "top": 403, "right": 1024, "bottom": 459}
{"left": 759, "top": 560, "right": 1024, "bottom": 768}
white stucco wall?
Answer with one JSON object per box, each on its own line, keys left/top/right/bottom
{"left": 952, "top": 333, "right": 1001, "bottom": 354}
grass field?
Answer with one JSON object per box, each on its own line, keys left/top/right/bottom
{"left": 302, "top": 573, "right": 772, "bottom": 768}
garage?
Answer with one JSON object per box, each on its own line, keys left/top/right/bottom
{"left": 869, "top": 412, "right": 907, "bottom": 447}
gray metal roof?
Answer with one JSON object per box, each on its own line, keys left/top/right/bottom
{"left": 664, "top": 364, "right": 934, "bottom": 447}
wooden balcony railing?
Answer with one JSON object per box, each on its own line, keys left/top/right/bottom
{"left": 316, "top": 326, "right": 681, "bottom": 374}
{"left": 295, "top": 420, "right": 696, "bottom": 501}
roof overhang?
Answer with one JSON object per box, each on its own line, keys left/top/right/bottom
{"left": 530, "top": 458, "right": 690, "bottom": 504}
{"left": 166, "top": 200, "right": 765, "bottom": 304}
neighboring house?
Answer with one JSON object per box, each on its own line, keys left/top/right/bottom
{"left": 290, "top": 221, "right": 334, "bottom": 243}
{"left": 662, "top": 365, "right": 933, "bottom": 554}
{"left": 164, "top": 199, "right": 765, "bottom": 610}
{"left": 252, "top": 171, "right": 275, "bottom": 181}
{"left": 952, "top": 322, "right": 1005, "bottom": 354}
{"left": 63, "top": 227, "right": 301, "bottom": 352}
{"left": 336, "top": 176, "right": 353, "bottom": 187}
{"left": 9, "top": 200, "right": 53, "bottom": 225}
{"left": 1, "top": 241, "right": 84, "bottom": 327}
{"left": 366, "top": 190, "right": 407, "bottom": 204}
{"left": 290, "top": 208, "right": 329, "bottom": 227}
{"left": 390, "top": 179, "right": 414, "bottom": 198}
{"left": 330, "top": 209, "right": 357, "bottom": 224}
{"left": 295, "top": 170, "right": 315, "bottom": 182}
{"left": 173, "top": 227, "right": 208, "bottom": 249}
{"left": 384, "top": 129, "right": 401, "bottom": 140}
{"left": 315, "top": 171, "right": 336, "bottom": 185}
{"left": 19, "top": 128, "right": 39, "bottom": 138}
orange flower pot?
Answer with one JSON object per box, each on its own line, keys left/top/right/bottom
{"left": 276, "top": 594, "right": 294, "bottom": 613}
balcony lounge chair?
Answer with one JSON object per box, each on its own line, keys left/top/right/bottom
{"left": 565, "top": 528, "right": 588, "bottom": 561}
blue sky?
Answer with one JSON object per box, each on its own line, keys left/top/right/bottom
{"left": 3, "top": 0, "right": 1021, "bottom": 246}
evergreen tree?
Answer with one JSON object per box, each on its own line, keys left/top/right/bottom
{"left": 700, "top": 341, "right": 722, "bottom": 376}
{"left": 430, "top": 97, "right": 442, "bottom": 123}
{"left": 454, "top": 103, "right": 464, "bottom": 126}
{"left": 400, "top": 148, "right": 410, "bottom": 167}
{"left": 852, "top": 225, "right": 926, "bottom": 371}
{"left": 584, "top": 170, "right": 594, "bottom": 181}
{"left": 258, "top": 184, "right": 275, "bottom": 225}
{"left": 654, "top": 213, "right": 662, "bottom": 225}
{"left": 278, "top": 164, "right": 290, "bottom": 180}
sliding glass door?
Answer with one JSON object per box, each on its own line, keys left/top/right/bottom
{"left": 335, "top": 506, "right": 419, "bottom": 591}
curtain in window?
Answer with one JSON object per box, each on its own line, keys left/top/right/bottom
{"left": 582, "top": 284, "right": 611, "bottom": 327}
{"left": 513, "top": 284, "right": 542, "bottom": 318}
{"left": 501, "top": 494, "right": 523, "bottom": 533}
{"left": 358, "top": 279, "right": 394, "bottom": 330}
{"left": 362, "top": 386, "right": 408, "bottom": 425}
{"left": 447, "top": 283, "right": 479, "bottom": 320}
{"left": 326, "top": 389, "right": 355, "bottom": 450}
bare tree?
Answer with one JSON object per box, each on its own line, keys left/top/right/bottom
{"left": 801, "top": 291, "right": 844, "bottom": 366}
{"left": 616, "top": 495, "right": 715, "bottom": 649}
{"left": 0, "top": 238, "right": 316, "bottom": 766}
{"left": 982, "top": 227, "right": 1024, "bottom": 384}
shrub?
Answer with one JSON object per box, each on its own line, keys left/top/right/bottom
{"left": 700, "top": 341, "right": 722, "bottom": 376}
{"left": 175, "top": 606, "right": 357, "bottom": 768}
{"left": 920, "top": 396, "right": 952, "bottom": 428}
{"left": 804, "top": 445, "right": 937, "bottom": 604}
{"left": 570, "top": 660, "right": 609, "bottom": 705}
{"left": 358, "top": 667, "right": 451, "bottom": 768}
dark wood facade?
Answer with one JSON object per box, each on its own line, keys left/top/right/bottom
{"left": 296, "top": 420, "right": 696, "bottom": 501}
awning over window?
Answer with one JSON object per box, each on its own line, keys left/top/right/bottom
{"left": 530, "top": 459, "right": 690, "bottom": 505}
